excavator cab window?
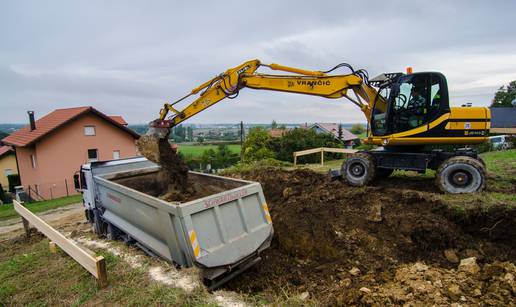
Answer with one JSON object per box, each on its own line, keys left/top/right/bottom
{"left": 386, "top": 72, "right": 449, "bottom": 134}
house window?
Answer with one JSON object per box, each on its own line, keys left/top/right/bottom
{"left": 87, "top": 149, "right": 98, "bottom": 162}
{"left": 113, "top": 150, "right": 120, "bottom": 160}
{"left": 84, "top": 126, "right": 96, "bottom": 136}
{"left": 4, "top": 169, "right": 13, "bottom": 177}
{"left": 30, "top": 154, "right": 37, "bottom": 168}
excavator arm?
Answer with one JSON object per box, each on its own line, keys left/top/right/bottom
{"left": 149, "top": 60, "right": 385, "bottom": 137}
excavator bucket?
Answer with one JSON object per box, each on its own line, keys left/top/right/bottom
{"left": 136, "top": 121, "right": 171, "bottom": 163}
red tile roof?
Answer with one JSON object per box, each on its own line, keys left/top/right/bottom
{"left": 1, "top": 107, "right": 138, "bottom": 147}
{"left": 109, "top": 115, "right": 128, "bottom": 126}
{"left": 0, "top": 145, "right": 14, "bottom": 158}
{"left": 308, "top": 123, "right": 358, "bottom": 141}
{"left": 269, "top": 128, "right": 291, "bottom": 138}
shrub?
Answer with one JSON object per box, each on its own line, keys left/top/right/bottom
{"left": 242, "top": 127, "right": 275, "bottom": 162}
{"left": 268, "top": 128, "right": 342, "bottom": 163}
{"left": 222, "top": 158, "right": 291, "bottom": 174}
{"left": 0, "top": 183, "right": 6, "bottom": 203}
{"left": 7, "top": 174, "right": 21, "bottom": 193}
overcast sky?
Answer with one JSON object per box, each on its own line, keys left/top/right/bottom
{"left": 1, "top": 0, "right": 515, "bottom": 124}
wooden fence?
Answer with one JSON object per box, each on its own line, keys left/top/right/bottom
{"left": 13, "top": 200, "right": 108, "bottom": 288}
{"left": 293, "top": 147, "right": 357, "bottom": 166}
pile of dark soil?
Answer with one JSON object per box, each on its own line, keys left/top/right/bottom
{"left": 225, "top": 168, "right": 516, "bottom": 305}
{"left": 115, "top": 172, "right": 242, "bottom": 203}
{"left": 136, "top": 136, "right": 193, "bottom": 201}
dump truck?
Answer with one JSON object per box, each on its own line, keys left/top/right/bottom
{"left": 74, "top": 156, "right": 273, "bottom": 289}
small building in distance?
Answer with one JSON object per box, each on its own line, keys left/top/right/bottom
{"left": 1, "top": 107, "right": 139, "bottom": 200}
{"left": 0, "top": 146, "right": 17, "bottom": 191}
{"left": 490, "top": 107, "right": 516, "bottom": 134}
{"left": 268, "top": 128, "right": 291, "bottom": 138}
{"left": 307, "top": 123, "right": 358, "bottom": 148}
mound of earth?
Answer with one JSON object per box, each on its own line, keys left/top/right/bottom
{"left": 226, "top": 168, "right": 516, "bottom": 306}
{"left": 137, "top": 136, "right": 193, "bottom": 201}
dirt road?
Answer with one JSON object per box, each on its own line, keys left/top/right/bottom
{"left": 0, "top": 203, "right": 84, "bottom": 240}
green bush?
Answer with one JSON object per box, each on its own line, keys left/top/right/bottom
{"left": 0, "top": 183, "right": 6, "bottom": 203}
{"left": 223, "top": 158, "right": 291, "bottom": 174}
{"left": 242, "top": 127, "right": 275, "bottom": 162}
{"left": 268, "top": 128, "right": 342, "bottom": 163}
{"left": 7, "top": 174, "right": 21, "bottom": 193}
{"left": 183, "top": 144, "right": 240, "bottom": 170}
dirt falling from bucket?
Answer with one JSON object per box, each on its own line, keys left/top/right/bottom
{"left": 137, "top": 136, "right": 194, "bottom": 201}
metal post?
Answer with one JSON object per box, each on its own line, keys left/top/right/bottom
{"left": 65, "top": 179, "right": 69, "bottom": 197}
{"left": 240, "top": 121, "right": 244, "bottom": 162}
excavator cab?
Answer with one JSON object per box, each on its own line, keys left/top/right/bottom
{"left": 371, "top": 72, "right": 449, "bottom": 136}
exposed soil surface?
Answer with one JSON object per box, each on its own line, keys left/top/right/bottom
{"left": 225, "top": 168, "right": 516, "bottom": 306}
{"left": 115, "top": 172, "right": 243, "bottom": 203}
{"left": 136, "top": 136, "right": 194, "bottom": 201}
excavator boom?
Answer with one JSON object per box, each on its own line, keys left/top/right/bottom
{"left": 150, "top": 60, "right": 383, "bottom": 133}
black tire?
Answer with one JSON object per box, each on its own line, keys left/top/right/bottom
{"left": 343, "top": 153, "right": 376, "bottom": 186}
{"left": 376, "top": 168, "right": 394, "bottom": 179}
{"left": 436, "top": 156, "right": 486, "bottom": 194}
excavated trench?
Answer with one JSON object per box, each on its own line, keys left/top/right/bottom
{"left": 224, "top": 169, "right": 516, "bottom": 305}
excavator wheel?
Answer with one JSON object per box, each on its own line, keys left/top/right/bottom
{"left": 343, "top": 152, "right": 376, "bottom": 186}
{"left": 436, "top": 156, "right": 486, "bottom": 194}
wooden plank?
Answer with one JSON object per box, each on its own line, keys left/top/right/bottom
{"left": 322, "top": 147, "right": 358, "bottom": 154}
{"left": 13, "top": 200, "right": 106, "bottom": 284}
{"left": 293, "top": 147, "right": 323, "bottom": 157}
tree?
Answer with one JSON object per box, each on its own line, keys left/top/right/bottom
{"left": 187, "top": 126, "right": 194, "bottom": 141}
{"left": 491, "top": 80, "right": 516, "bottom": 108}
{"left": 338, "top": 124, "right": 343, "bottom": 141}
{"left": 268, "top": 128, "right": 342, "bottom": 163}
{"left": 350, "top": 123, "right": 365, "bottom": 135}
{"left": 0, "top": 131, "right": 8, "bottom": 139}
{"left": 242, "top": 127, "right": 275, "bottom": 162}
{"left": 271, "top": 120, "right": 278, "bottom": 129}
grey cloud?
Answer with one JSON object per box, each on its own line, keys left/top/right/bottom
{"left": 0, "top": 0, "right": 515, "bottom": 123}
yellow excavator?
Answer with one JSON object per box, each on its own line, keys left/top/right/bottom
{"left": 147, "top": 59, "right": 490, "bottom": 193}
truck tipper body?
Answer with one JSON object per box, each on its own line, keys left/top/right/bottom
{"left": 75, "top": 157, "right": 273, "bottom": 288}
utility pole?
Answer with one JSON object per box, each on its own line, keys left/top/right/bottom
{"left": 240, "top": 121, "right": 244, "bottom": 162}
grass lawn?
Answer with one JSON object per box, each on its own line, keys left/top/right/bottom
{"left": 0, "top": 194, "right": 82, "bottom": 221}
{"left": 178, "top": 144, "right": 241, "bottom": 157}
{"left": 0, "top": 237, "right": 215, "bottom": 306}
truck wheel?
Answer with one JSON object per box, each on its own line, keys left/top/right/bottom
{"left": 436, "top": 156, "right": 485, "bottom": 194}
{"left": 343, "top": 153, "right": 376, "bottom": 186}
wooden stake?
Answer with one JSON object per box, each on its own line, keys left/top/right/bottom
{"left": 49, "top": 241, "right": 57, "bottom": 253}
{"left": 96, "top": 256, "right": 108, "bottom": 288}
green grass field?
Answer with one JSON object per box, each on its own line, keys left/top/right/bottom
{"left": 178, "top": 144, "right": 241, "bottom": 157}
{"left": 0, "top": 194, "right": 82, "bottom": 221}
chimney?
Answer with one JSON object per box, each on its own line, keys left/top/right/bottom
{"left": 28, "top": 111, "right": 36, "bottom": 131}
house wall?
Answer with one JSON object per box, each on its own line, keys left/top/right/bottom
{"left": 0, "top": 154, "right": 18, "bottom": 190}
{"left": 17, "top": 113, "right": 138, "bottom": 199}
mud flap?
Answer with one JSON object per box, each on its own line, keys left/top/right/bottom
{"left": 204, "top": 257, "right": 262, "bottom": 291}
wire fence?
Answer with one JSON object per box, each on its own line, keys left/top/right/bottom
{"left": 26, "top": 177, "right": 77, "bottom": 201}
